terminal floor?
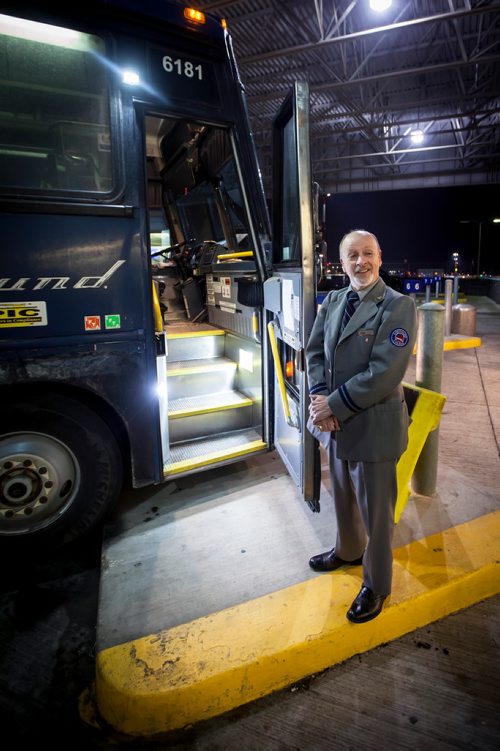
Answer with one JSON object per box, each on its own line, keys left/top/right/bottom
{"left": 0, "top": 296, "right": 499, "bottom": 748}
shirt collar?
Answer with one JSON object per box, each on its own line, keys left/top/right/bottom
{"left": 349, "top": 278, "right": 379, "bottom": 301}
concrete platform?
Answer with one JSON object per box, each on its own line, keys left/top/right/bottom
{"left": 93, "top": 296, "right": 500, "bottom": 738}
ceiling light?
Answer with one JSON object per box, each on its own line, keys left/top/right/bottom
{"left": 369, "top": 0, "right": 392, "bottom": 11}
{"left": 410, "top": 129, "right": 424, "bottom": 145}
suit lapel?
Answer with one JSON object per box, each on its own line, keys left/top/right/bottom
{"left": 327, "top": 289, "right": 347, "bottom": 351}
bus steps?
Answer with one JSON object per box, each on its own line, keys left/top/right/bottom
{"left": 168, "top": 391, "right": 254, "bottom": 443}
{"left": 165, "top": 326, "right": 263, "bottom": 472}
{"left": 167, "top": 357, "right": 237, "bottom": 398}
{"left": 163, "top": 429, "right": 266, "bottom": 476}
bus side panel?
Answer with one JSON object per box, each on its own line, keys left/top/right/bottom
{"left": 0, "top": 211, "right": 162, "bottom": 486}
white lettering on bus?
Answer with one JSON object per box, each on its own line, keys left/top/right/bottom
{"left": 0, "top": 260, "right": 126, "bottom": 291}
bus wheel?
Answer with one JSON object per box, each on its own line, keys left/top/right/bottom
{"left": 0, "top": 394, "right": 123, "bottom": 548}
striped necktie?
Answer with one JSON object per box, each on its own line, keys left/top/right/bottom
{"left": 341, "top": 290, "right": 359, "bottom": 331}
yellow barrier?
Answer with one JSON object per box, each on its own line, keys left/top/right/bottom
{"left": 395, "top": 382, "right": 446, "bottom": 522}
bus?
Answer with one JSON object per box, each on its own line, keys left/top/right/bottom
{"left": 0, "top": 0, "right": 320, "bottom": 547}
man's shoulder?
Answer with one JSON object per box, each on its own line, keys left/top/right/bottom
{"left": 324, "top": 287, "right": 347, "bottom": 304}
{"left": 383, "top": 285, "right": 413, "bottom": 306}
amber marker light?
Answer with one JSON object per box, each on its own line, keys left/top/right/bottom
{"left": 184, "top": 8, "right": 206, "bottom": 24}
{"left": 221, "top": 18, "right": 227, "bottom": 29}
{"left": 285, "top": 360, "right": 294, "bottom": 379}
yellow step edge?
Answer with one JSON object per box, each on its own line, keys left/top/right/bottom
{"left": 169, "top": 398, "right": 253, "bottom": 419}
{"left": 166, "top": 329, "right": 225, "bottom": 339}
{"left": 164, "top": 438, "right": 266, "bottom": 475}
{"left": 94, "top": 510, "right": 500, "bottom": 737}
{"left": 167, "top": 362, "right": 237, "bottom": 377}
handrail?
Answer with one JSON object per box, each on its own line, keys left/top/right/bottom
{"left": 151, "top": 280, "right": 164, "bottom": 333}
{"left": 216, "top": 250, "right": 254, "bottom": 260}
{"left": 267, "top": 320, "right": 298, "bottom": 428}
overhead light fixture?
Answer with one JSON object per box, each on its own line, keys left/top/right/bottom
{"left": 410, "top": 129, "right": 424, "bottom": 145}
{"left": 369, "top": 0, "right": 392, "bottom": 10}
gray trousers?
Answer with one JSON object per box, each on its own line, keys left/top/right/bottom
{"left": 328, "top": 448, "right": 398, "bottom": 596}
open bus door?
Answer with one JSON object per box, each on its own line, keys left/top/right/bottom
{"left": 264, "top": 82, "right": 321, "bottom": 511}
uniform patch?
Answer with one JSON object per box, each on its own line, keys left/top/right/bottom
{"left": 390, "top": 328, "right": 409, "bottom": 347}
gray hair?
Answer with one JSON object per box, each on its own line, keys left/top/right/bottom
{"left": 339, "top": 230, "right": 381, "bottom": 259}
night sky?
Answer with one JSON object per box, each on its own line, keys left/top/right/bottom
{"left": 325, "top": 183, "right": 500, "bottom": 275}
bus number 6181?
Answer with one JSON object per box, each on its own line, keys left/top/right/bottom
{"left": 162, "top": 55, "right": 203, "bottom": 80}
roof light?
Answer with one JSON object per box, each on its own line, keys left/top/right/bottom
{"left": 221, "top": 18, "right": 227, "bottom": 29}
{"left": 410, "top": 129, "right": 424, "bottom": 145}
{"left": 184, "top": 8, "right": 206, "bottom": 24}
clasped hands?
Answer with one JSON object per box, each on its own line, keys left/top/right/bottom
{"left": 309, "top": 394, "right": 340, "bottom": 432}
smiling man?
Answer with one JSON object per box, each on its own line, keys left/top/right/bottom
{"left": 305, "top": 229, "right": 417, "bottom": 624}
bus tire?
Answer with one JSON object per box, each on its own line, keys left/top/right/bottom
{"left": 0, "top": 393, "right": 123, "bottom": 548}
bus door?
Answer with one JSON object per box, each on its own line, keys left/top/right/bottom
{"left": 140, "top": 110, "right": 269, "bottom": 476}
{"left": 264, "top": 82, "right": 321, "bottom": 511}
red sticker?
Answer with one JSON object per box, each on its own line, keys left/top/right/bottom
{"left": 84, "top": 315, "right": 101, "bottom": 331}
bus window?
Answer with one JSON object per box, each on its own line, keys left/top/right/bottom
{"left": 274, "top": 116, "right": 301, "bottom": 264}
{"left": 147, "top": 115, "right": 257, "bottom": 325}
{"left": 0, "top": 14, "right": 112, "bottom": 195}
{"left": 146, "top": 115, "right": 254, "bottom": 265}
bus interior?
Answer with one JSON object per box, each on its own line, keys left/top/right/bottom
{"left": 145, "top": 115, "right": 268, "bottom": 477}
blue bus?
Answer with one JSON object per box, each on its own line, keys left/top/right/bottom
{"left": 0, "top": 1, "right": 320, "bottom": 547}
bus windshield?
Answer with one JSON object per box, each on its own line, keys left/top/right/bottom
{"left": 146, "top": 116, "right": 252, "bottom": 257}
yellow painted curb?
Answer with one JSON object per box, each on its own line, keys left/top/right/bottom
{"left": 413, "top": 335, "right": 481, "bottom": 354}
{"left": 443, "top": 335, "right": 481, "bottom": 351}
{"left": 95, "top": 511, "right": 500, "bottom": 737}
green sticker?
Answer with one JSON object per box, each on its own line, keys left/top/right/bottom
{"left": 105, "top": 314, "right": 121, "bottom": 329}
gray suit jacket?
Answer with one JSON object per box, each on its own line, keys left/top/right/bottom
{"left": 306, "top": 278, "right": 417, "bottom": 461}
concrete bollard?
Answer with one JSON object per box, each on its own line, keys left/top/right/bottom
{"left": 453, "top": 276, "right": 459, "bottom": 305}
{"left": 444, "top": 278, "right": 453, "bottom": 336}
{"left": 412, "top": 302, "right": 445, "bottom": 496}
{"left": 452, "top": 304, "right": 477, "bottom": 336}
{"left": 425, "top": 284, "right": 431, "bottom": 303}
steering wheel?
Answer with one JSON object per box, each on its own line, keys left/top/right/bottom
{"left": 151, "top": 239, "right": 193, "bottom": 260}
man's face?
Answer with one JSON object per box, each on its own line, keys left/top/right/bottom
{"left": 340, "top": 234, "right": 382, "bottom": 290}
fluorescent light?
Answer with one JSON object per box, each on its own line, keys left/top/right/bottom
{"left": 0, "top": 13, "right": 100, "bottom": 52}
{"left": 369, "top": 0, "right": 392, "bottom": 10}
{"left": 410, "top": 129, "right": 424, "bottom": 145}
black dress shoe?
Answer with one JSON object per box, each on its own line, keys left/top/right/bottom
{"left": 346, "top": 585, "right": 386, "bottom": 624}
{"left": 309, "top": 548, "right": 363, "bottom": 572}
